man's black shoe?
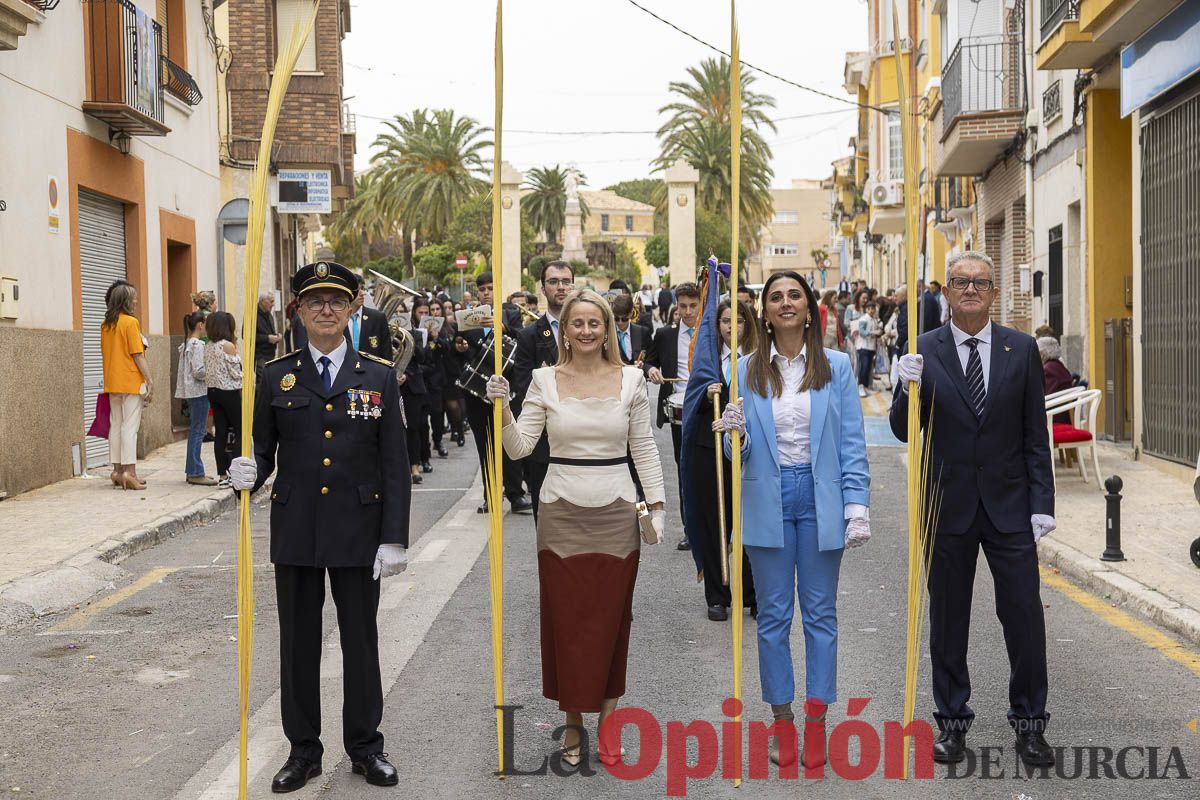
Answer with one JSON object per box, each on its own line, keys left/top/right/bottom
{"left": 411, "top": 474, "right": 422, "bottom": 485}
{"left": 510, "top": 496, "right": 534, "bottom": 515}
{"left": 271, "top": 757, "right": 321, "bottom": 793}
{"left": 202, "top": 432, "right": 215, "bottom": 443}
{"left": 477, "top": 503, "right": 488, "bottom": 514}
{"left": 707, "top": 605, "right": 728, "bottom": 622}
{"left": 1015, "top": 731, "right": 1055, "bottom": 767}
{"left": 421, "top": 461, "right": 434, "bottom": 473}
{"left": 676, "top": 536, "right": 689, "bottom": 551}
{"left": 436, "top": 444, "right": 449, "bottom": 457}
{"left": 351, "top": 752, "right": 399, "bottom": 786}
{"left": 456, "top": 435, "right": 466, "bottom": 446}
{"left": 932, "top": 730, "right": 966, "bottom": 764}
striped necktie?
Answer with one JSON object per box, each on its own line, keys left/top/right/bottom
{"left": 964, "top": 338, "right": 986, "bottom": 416}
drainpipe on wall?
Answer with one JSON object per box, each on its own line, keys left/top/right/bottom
{"left": 1024, "top": 0, "right": 1037, "bottom": 333}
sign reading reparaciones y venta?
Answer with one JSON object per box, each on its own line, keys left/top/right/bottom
{"left": 277, "top": 169, "right": 332, "bottom": 214}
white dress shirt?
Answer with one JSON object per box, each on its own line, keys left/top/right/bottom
{"left": 949, "top": 320, "right": 992, "bottom": 392}
{"left": 309, "top": 339, "right": 348, "bottom": 385}
{"left": 673, "top": 324, "right": 694, "bottom": 396}
{"left": 770, "top": 343, "right": 813, "bottom": 466}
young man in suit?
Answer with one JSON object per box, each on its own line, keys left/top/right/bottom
{"left": 646, "top": 281, "right": 702, "bottom": 550}
{"left": 890, "top": 251, "right": 1056, "bottom": 769}
{"left": 348, "top": 278, "right": 393, "bottom": 363}
{"left": 611, "top": 294, "right": 648, "bottom": 367}
{"left": 511, "top": 260, "right": 573, "bottom": 520}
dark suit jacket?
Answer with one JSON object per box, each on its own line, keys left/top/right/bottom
{"left": 254, "top": 307, "right": 278, "bottom": 364}
{"left": 350, "top": 308, "right": 393, "bottom": 363}
{"left": 616, "top": 323, "right": 649, "bottom": 366}
{"left": 889, "top": 323, "right": 1054, "bottom": 536}
{"left": 511, "top": 314, "right": 560, "bottom": 464}
{"left": 921, "top": 291, "right": 944, "bottom": 334}
{"left": 252, "top": 348, "right": 411, "bottom": 566}
{"left": 645, "top": 324, "right": 684, "bottom": 428}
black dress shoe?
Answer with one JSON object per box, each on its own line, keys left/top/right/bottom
{"left": 932, "top": 730, "right": 966, "bottom": 764}
{"left": 707, "top": 605, "right": 728, "bottom": 621}
{"left": 456, "top": 435, "right": 466, "bottom": 447}
{"left": 1015, "top": 731, "right": 1055, "bottom": 767}
{"left": 676, "top": 536, "right": 690, "bottom": 551}
{"left": 411, "top": 474, "right": 422, "bottom": 485}
{"left": 477, "top": 503, "right": 488, "bottom": 514}
{"left": 421, "top": 461, "right": 434, "bottom": 473}
{"left": 510, "top": 496, "right": 533, "bottom": 515}
{"left": 352, "top": 752, "right": 399, "bottom": 786}
{"left": 436, "top": 444, "right": 449, "bottom": 458}
{"left": 271, "top": 757, "right": 321, "bottom": 793}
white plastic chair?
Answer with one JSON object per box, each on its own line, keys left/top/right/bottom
{"left": 1045, "top": 385, "right": 1087, "bottom": 407}
{"left": 1045, "top": 389, "right": 1103, "bottom": 491}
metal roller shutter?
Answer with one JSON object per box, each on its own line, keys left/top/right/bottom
{"left": 80, "top": 189, "right": 129, "bottom": 469}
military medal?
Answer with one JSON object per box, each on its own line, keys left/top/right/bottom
{"left": 347, "top": 389, "right": 357, "bottom": 416}
{"left": 371, "top": 392, "right": 382, "bottom": 418}
{"left": 280, "top": 373, "right": 296, "bottom": 391}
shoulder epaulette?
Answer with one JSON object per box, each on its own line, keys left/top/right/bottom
{"left": 266, "top": 349, "right": 302, "bottom": 365}
{"left": 360, "top": 352, "right": 395, "bottom": 368}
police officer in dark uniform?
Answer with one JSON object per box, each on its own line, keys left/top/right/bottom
{"left": 228, "top": 261, "right": 410, "bottom": 793}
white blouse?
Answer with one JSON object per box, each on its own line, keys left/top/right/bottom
{"left": 770, "top": 343, "right": 813, "bottom": 466}
{"left": 502, "top": 366, "right": 666, "bottom": 508}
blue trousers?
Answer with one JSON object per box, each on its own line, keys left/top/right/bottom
{"left": 185, "top": 395, "right": 210, "bottom": 477}
{"left": 745, "top": 465, "right": 843, "bottom": 705}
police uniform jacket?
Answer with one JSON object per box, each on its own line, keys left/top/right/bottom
{"left": 251, "top": 347, "right": 411, "bottom": 567}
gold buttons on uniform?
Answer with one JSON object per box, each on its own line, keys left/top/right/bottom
{"left": 323, "top": 458, "right": 331, "bottom": 466}
{"left": 324, "top": 430, "right": 332, "bottom": 439}
{"left": 325, "top": 403, "right": 333, "bottom": 412}
{"left": 321, "top": 486, "right": 329, "bottom": 495}
{"left": 287, "top": 401, "right": 293, "bottom": 407}
{"left": 374, "top": 493, "right": 380, "bottom": 500}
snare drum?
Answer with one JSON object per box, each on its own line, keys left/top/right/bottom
{"left": 666, "top": 394, "right": 685, "bottom": 426}
{"left": 456, "top": 333, "right": 517, "bottom": 401}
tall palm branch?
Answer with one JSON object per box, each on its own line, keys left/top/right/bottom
{"left": 523, "top": 165, "right": 589, "bottom": 244}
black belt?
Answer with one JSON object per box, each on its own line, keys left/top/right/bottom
{"left": 548, "top": 456, "right": 631, "bottom": 467}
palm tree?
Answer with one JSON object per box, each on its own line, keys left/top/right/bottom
{"left": 522, "top": 165, "right": 589, "bottom": 244}
{"left": 370, "top": 108, "right": 491, "bottom": 246}
{"left": 655, "top": 57, "right": 777, "bottom": 243}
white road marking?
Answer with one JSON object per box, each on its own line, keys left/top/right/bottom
{"left": 411, "top": 538, "right": 450, "bottom": 563}
{"left": 174, "top": 474, "right": 488, "bottom": 800}
{"left": 36, "top": 629, "right": 131, "bottom": 637}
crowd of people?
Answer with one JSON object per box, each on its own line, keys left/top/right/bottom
{"left": 92, "top": 252, "right": 1066, "bottom": 786}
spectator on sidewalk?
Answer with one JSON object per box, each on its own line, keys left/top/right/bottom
{"left": 819, "top": 290, "right": 842, "bottom": 349}
{"left": 203, "top": 311, "right": 243, "bottom": 489}
{"left": 255, "top": 291, "right": 282, "bottom": 379}
{"left": 1038, "top": 336, "right": 1075, "bottom": 425}
{"left": 100, "top": 281, "right": 154, "bottom": 491}
{"left": 855, "top": 301, "right": 882, "bottom": 396}
{"left": 176, "top": 312, "right": 217, "bottom": 486}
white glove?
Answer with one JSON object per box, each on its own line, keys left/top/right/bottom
{"left": 650, "top": 509, "right": 665, "bottom": 544}
{"left": 717, "top": 398, "right": 746, "bottom": 434}
{"left": 845, "top": 517, "right": 871, "bottom": 548}
{"left": 373, "top": 544, "right": 408, "bottom": 580}
{"left": 485, "top": 374, "right": 510, "bottom": 407}
{"left": 1032, "top": 514, "right": 1056, "bottom": 543}
{"left": 897, "top": 354, "right": 924, "bottom": 388}
{"left": 229, "top": 456, "right": 257, "bottom": 491}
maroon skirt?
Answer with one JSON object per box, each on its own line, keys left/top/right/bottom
{"left": 536, "top": 497, "right": 640, "bottom": 712}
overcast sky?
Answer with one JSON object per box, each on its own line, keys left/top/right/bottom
{"left": 344, "top": 0, "right": 868, "bottom": 190}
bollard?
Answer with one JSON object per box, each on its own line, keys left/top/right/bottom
{"left": 1100, "top": 475, "right": 1125, "bottom": 562}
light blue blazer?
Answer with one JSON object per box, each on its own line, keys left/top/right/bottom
{"left": 724, "top": 349, "right": 870, "bottom": 552}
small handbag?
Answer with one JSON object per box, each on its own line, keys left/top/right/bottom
{"left": 87, "top": 392, "right": 110, "bottom": 438}
{"left": 636, "top": 501, "right": 659, "bottom": 545}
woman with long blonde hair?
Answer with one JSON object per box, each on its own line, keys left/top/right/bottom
{"left": 487, "top": 288, "right": 666, "bottom": 767}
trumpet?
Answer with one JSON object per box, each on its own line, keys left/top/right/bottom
{"left": 509, "top": 302, "right": 539, "bottom": 325}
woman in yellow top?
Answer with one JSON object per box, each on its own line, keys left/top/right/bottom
{"left": 100, "top": 281, "right": 154, "bottom": 489}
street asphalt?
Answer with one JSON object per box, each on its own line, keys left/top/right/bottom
{"left": 1, "top": 411, "right": 1199, "bottom": 799}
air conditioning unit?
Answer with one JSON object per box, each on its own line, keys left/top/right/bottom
{"left": 870, "top": 180, "right": 903, "bottom": 206}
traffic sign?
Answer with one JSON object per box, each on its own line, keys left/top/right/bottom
{"left": 455, "top": 256, "right": 469, "bottom": 270}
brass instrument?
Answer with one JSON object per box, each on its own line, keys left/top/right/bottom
{"left": 370, "top": 273, "right": 417, "bottom": 373}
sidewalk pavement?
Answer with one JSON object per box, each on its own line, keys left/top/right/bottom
{"left": 858, "top": 389, "right": 1200, "bottom": 646}
{"left": 0, "top": 438, "right": 265, "bottom": 630}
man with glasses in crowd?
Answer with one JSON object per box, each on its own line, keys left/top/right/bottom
{"left": 229, "top": 261, "right": 411, "bottom": 792}
{"left": 511, "top": 260, "right": 574, "bottom": 520}
{"left": 890, "top": 251, "right": 1056, "bottom": 770}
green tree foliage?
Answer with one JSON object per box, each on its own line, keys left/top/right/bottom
{"left": 643, "top": 233, "right": 669, "bottom": 267}
{"left": 444, "top": 193, "right": 537, "bottom": 270}
{"left": 413, "top": 243, "right": 455, "bottom": 283}
{"left": 524, "top": 165, "right": 589, "bottom": 244}
{"left": 325, "top": 171, "right": 397, "bottom": 270}
{"left": 695, "top": 207, "right": 747, "bottom": 271}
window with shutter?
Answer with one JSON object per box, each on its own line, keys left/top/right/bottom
{"left": 157, "top": 0, "right": 169, "bottom": 59}
{"left": 276, "top": 0, "right": 318, "bottom": 72}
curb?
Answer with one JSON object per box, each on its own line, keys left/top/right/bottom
{"left": 0, "top": 480, "right": 272, "bottom": 632}
{"left": 1039, "top": 536, "right": 1200, "bottom": 647}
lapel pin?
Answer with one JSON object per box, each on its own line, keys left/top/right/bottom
{"left": 543, "top": 329, "right": 551, "bottom": 337}
{"left": 280, "top": 373, "right": 296, "bottom": 391}
{"left": 355, "top": 361, "right": 362, "bottom": 369}
{"left": 1004, "top": 345, "right": 1011, "bottom": 352}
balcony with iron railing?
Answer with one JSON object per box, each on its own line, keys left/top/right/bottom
{"left": 162, "top": 56, "right": 202, "bottom": 106}
{"left": 933, "top": 177, "right": 975, "bottom": 232}
{"left": 936, "top": 36, "right": 1025, "bottom": 176}
{"left": 1043, "top": 80, "right": 1063, "bottom": 124}
{"left": 1036, "top": 0, "right": 1108, "bottom": 70}
{"left": 82, "top": 0, "right": 169, "bottom": 135}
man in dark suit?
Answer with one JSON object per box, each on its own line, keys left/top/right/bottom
{"left": 657, "top": 284, "right": 673, "bottom": 323}
{"left": 254, "top": 291, "right": 283, "bottom": 378}
{"left": 511, "top": 260, "right": 573, "bottom": 520}
{"left": 645, "top": 281, "right": 702, "bottom": 550}
{"left": 889, "top": 251, "right": 1056, "bottom": 769}
{"left": 610, "top": 294, "right": 648, "bottom": 367}
{"left": 455, "top": 272, "right": 532, "bottom": 515}
{"left": 228, "top": 260, "right": 409, "bottom": 791}
{"left": 348, "top": 278, "right": 393, "bottom": 362}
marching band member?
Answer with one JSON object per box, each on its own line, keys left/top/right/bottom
{"left": 714, "top": 270, "right": 871, "bottom": 768}
{"left": 487, "top": 288, "right": 665, "bottom": 767}
{"left": 229, "top": 261, "right": 410, "bottom": 792}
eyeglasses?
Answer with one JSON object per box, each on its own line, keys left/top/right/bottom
{"left": 303, "top": 296, "right": 350, "bottom": 312}
{"left": 544, "top": 279, "right": 574, "bottom": 288}
{"left": 947, "top": 277, "right": 994, "bottom": 292}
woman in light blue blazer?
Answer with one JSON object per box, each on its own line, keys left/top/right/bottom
{"left": 716, "top": 270, "right": 871, "bottom": 767}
